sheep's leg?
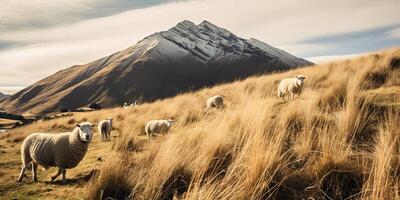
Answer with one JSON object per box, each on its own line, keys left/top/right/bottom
{"left": 290, "top": 92, "right": 294, "bottom": 101}
{"left": 17, "top": 165, "right": 26, "bottom": 182}
{"left": 51, "top": 168, "right": 62, "bottom": 182}
{"left": 61, "top": 169, "right": 67, "bottom": 183}
{"left": 32, "top": 162, "right": 38, "bottom": 182}
{"left": 281, "top": 93, "right": 286, "bottom": 102}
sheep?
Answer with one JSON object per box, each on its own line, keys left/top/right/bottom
{"left": 17, "top": 122, "right": 96, "bottom": 183}
{"left": 98, "top": 118, "right": 113, "bottom": 141}
{"left": 206, "top": 95, "right": 224, "bottom": 110}
{"left": 123, "top": 102, "right": 129, "bottom": 109}
{"left": 145, "top": 118, "right": 175, "bottom": 139}
{"left": 123, "top": 100, "right": 137, "bottom": 109}
{"left": 278, "top": 75, "right": 306, "bottom": 101}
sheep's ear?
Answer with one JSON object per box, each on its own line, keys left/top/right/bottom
{"left": 76, "top": 123, "right": 81, "bottom": 128}
{"left": 91, "top": 123, "right": 97, "bottom": 127}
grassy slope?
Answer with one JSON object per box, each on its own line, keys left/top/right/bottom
{"left": 0, "top": 118, "right": 20, "bottom": 129}
{"left": 0, "top": 48, "right": 400, "bottom": 199}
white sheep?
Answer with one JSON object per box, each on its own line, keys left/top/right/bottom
{"left": 98, "top": 118, "right": 113, "bottom": 141}
{"left": 278, "top": 75, "right": 306, "bottom": 101}
{"left": 17, "top": 122, "right": 96, "bottom": 183}
{"left": 145, "top": 118, "right": 175, "bottom": 139}
{"left": 123, "top": 101, "right": 137, "bottom": 109}
{"left": 206, "top": 95, "right": 224, "bottom": 110}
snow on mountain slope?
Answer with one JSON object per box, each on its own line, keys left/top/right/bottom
{"left": 247, "top": 38, "right": 311, "bottom": 66}
{"left": 152, "top": 20, "right": 311, "bottom": 66}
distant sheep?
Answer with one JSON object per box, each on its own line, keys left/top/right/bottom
{"left": 278, "top": 75, "right": 306, "bottom": 101}
{"left": 145, "top": 118, "right": 175, "bottom": 139}
{"left": 17, "top": 122, "right": 96, "bottom": 183}
{"left": 123, "top": 100, "right": 138, "bottom": 109}
{"left": 206, "top": 95, "right": 224, "bottom": 110}
{"left": 98, "top": 118, "right": 113, "bottom": 141}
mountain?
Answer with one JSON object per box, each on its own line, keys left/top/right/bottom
{"left": 0, "top": 92, "right": 9, "bottom": 100}
{"left": 0, "top": 20, "right": 312, "bottom": 114}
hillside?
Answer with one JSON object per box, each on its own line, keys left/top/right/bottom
{"left": 0, "top": 48, "right": 399, "bottom": 199}
{"left": 0, "top": 20, "right": 311, "bottom": 114}
{"left": 0, "top": 92, "right": 8, "bottom": 100}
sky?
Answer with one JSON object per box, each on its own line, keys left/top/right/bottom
{"left": 0, "top": 0, "right": 399, "bottom": 94}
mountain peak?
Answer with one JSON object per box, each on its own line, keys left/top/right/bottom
{"left": 169, "top": 20, "right": 231, "bottom": 36}
{"left": 199, "top": 20, "right": 217, "bottom": 28}
{"left": 175, "top": 20, "right": 196, "bottom": 28}
{"left": 174, "top": 20, "right": 219, "bottom": 28}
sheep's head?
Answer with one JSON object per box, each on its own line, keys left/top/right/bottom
{"left": 296, "top": 75, "right": 306, "bottom": 86}
{"left": 107, "top": 117, "right": 113, "bottom": 122}
{"left": 76, "top": 122, "right": 96, "bottom": 142}
{"left": 167, "top": 117, "right": 175, "bottom": 125}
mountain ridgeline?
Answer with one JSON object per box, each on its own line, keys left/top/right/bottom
{"left": 0, "top": 20, "right": 312, "bottom": 114}
{"left": 0, "top": 92, "right": 8, "bottom": 100}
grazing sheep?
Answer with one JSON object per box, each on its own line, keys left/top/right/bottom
{"left": 206, "top": 95, "right": 224, "bottom": 110}
{"left": 98, "top": 118, "right": 113, "bottom": 141}
{"left": 123, "top": 102, "right": 132, "bottom": 109}
{"left": 145, "top": 118, "right": 175, "bottom": 139}
{"left": 278, "top": 75, "right": 306, "bottom": 101}
{"left": 17, "top": 122, "right": 96, "bottom": 183}
{"left": 123, "top": 101, "right": 137, "bottom": 109}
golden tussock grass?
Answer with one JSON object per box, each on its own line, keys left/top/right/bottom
{"left": 1, "top": 48, "right": 400, "bottom": 199}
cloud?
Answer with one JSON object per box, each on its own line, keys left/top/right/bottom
{"left": 307, "top": 53, "right": 367, "bottom": 64}
{"left": 0, "top": 0, "right": 170, "bottom": 33}
{"left": 298, "top": 25, "right": 400, "bottom": 57}
{"left": 387, "top": 27, "right": 400, "bottom": 39}
{"left": 0, "top": 0, "right": 399, "bottom": 93}
{"left": 3, "top": 0, "right": 400, "bottom": 44}
{"left": 0, "top": 0, "right": 101, "bottom": 32}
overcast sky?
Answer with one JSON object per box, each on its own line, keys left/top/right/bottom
{"left": 0, "top": 0, "right": 399, "bottom": 94}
